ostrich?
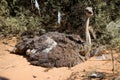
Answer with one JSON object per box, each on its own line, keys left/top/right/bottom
{"left": 84, "top": 7, "right": 93, "bottom": 59}
{"left": 11, "top": 7, "right": 95, "bottom": 67}
{"left": 84, "top": 7, "right": 108, "bottom": 59}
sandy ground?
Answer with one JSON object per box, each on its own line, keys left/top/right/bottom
{"left": 0, "top": 37, "right": 120, "bottom": 80}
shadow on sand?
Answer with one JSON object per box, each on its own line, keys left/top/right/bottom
{"left": 0, "top": 76, "right": 9, "bottom": 80}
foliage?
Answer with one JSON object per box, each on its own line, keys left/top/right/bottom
{"left": 0, "top": 0, "right": 9, "bottom": 16}
{"left": 0, "top": 0, "right": 120, "bottom": 47}
{"left": 106, "top": 19, "right": 120, "bottom": 48}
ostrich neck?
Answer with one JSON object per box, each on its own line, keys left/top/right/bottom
{"left": 85, "top": 17, "right": 91, "bottom": 46}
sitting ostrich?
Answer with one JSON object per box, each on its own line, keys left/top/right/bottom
{"left": 11, "top": 7, "right": 95, "bottom": 67}
{"left": 83, "top": 7, "right": 93, "bottom": 59}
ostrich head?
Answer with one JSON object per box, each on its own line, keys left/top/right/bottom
{"left": 85, "top": 7, "right": 93, "bottom": 17}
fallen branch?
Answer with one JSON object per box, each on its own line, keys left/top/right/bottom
{"left": 110, "top": 48, "right": 115, "bottom": 74}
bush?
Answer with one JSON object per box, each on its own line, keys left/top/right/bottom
{"left": 106, "top": 19, "right": 120, "bottom": 48}
{"left": 0, "top": 0, "right": 120, "bottom": 48}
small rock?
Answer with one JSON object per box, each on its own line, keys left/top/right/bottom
{"left": 88, "top": 72, "right": 105, "bottom": 79}
{"left": 33, "top": 75, "right": 37, "bottom": 78}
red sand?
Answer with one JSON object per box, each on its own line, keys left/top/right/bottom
{"left": 0, "top": 38, "right": 120, "bottom": 80}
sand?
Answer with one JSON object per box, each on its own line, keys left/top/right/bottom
{"left": 0, "top": 37, "right": 120, "bottom": 80}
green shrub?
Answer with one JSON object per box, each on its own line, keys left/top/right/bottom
{"left": 0, "top": 0, "right": 120, "bottom": 48}
{"left": 106, "top": 19, "right": 120, "bottom": 48}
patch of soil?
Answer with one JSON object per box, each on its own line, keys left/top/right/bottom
{"left": 1, "top": 37, "right": 120, "bottom": 80}
{"left": 67, "top": 71, "right": 120, "bottom": 80}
